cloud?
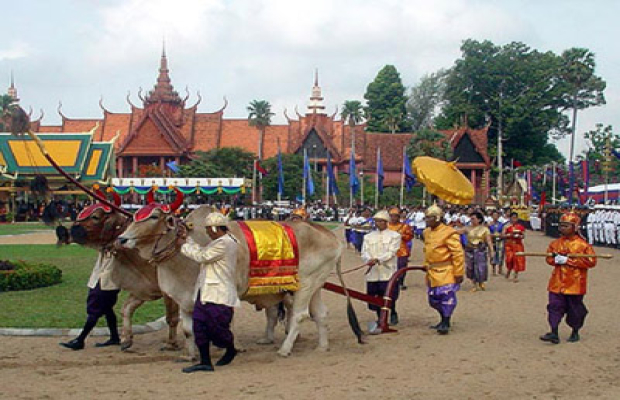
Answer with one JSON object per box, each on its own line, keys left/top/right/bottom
{"left": 0, "top": 42, "right": 31, "bottom": 61}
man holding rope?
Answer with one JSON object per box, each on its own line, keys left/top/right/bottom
{"left": 540, "top": 211, "right": 596, "bottom": 345}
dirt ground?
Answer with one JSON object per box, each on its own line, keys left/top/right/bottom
{"left": 2, "top": 228, "right": 620, "bottom": 400}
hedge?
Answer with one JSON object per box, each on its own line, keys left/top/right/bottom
{"left": 0, "top": 260, "right": 62, "bottom": 292}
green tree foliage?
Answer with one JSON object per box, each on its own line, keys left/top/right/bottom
{"left": 364, "top": 65, "right": 409, "bottom": 133}
{"left": 260, "top": 153, "right": 323, "bottom": 201}
{"left": 341, "top": 100, "right": 364, "bottom": 128}
{"left": 583, "top": 124, "right": 620, "bottom": 181}
{"left": 436, "top": 40, "right": 605, "bottom": 166}
{"left": 247, "top": 100, "right": 274, "bottom": 160}
{"left": 407, "top": 70, "right": 447, "bottom": 131}
{"left": 0, "top": 94, "right": 15, "bottom": 131}
{"left": 407, "top": 128, "right": 453, "bottom": 161}
{"left": 179, "top": 147, "right": 255, "bottom": 178}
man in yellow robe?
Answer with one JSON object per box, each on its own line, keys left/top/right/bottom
{"left": 422, "top": 204, "right": 465, "bottom": 335}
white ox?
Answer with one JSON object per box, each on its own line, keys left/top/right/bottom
{"left": 118, "top": 205, "right": 345, "bottom": 357}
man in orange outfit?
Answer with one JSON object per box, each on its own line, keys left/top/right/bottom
{"left": 388, "top": 207, "right": 414, "bottom": 292}
{"left": 540, "top": 211, "right": 596, "bottom": 345}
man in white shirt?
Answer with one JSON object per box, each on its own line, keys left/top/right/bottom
{"left": 180, "top": 212, "right": 241, "bottom": 373}
{"left": 60, "top": 251, "right": 121, "bottom": 350}
{"left": 362, "top": 210, "right": 401, "bottom": 330}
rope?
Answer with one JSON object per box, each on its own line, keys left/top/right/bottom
{"left": 329, "top": 262, "right": 371, "bottom": 276}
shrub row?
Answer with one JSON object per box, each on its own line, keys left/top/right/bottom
{"left": 0, "top": 260, "right": 62, "bottom": 292}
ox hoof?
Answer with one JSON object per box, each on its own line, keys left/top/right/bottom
{"left": 120, "top": 341, "right": 133, "bottom": 352}
{"left": 256, "top": 338, "right": 275, "bottom": 345}
{"left": 277, "top": 349, "right": 292, "bottom": 358}
{"left": 315, "top": 346, "right": 330, "bottom": 353}
{"left": 160, "top": 343, "right": 182, "bottom": 352}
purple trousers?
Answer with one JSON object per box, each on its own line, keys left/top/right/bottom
{"left": 366, "top": 280, "right": 399, "bottom": 312}
{"left": 465, "top": 247, "right": 488, "bottom": 283}
{"left": 192, "top": 295, "right": 234, "bottom": 349}
{"left": 428, "top": 283, "right": 460, "bottom": 317}
{"left": 547, "top": 292, "right": 588, "bottom": 331}
{"left": 86, "top": 282, "right": 119, "bottom": 318}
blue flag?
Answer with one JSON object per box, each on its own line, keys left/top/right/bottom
{"left": 377, "top": 148, "right": 384, "bottom": 194}
{"left": 166, "top": 160, "right": 180, "bottom": 173}
{"left": 326, "top": 152, "right": 339, "bottom": 195}
{"left": 612, "top": 149, "right": 620, "bottom": 160}
{"left": 403, "top": 150, "right": 415, "bottom": 191}
{"left": 277, "top": 147, "right": 284, "bottom": 196}
{"left": 349, "top": 147, "right": 359, "bottom": 194}
{"left": 303, "top": 150, "right": 315, "bottom": 196}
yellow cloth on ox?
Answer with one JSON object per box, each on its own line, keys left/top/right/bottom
{"left": 238, "top": 221, "right": 300, "bottom": 296}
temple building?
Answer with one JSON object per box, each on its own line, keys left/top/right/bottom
{"left": 8, "top": 50, "right": 492, "bottom": 203}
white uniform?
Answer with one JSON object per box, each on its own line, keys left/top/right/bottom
{"left": 362, "top": 229, "right": 401, "bottom": 282}
{"left": 586, "top": 211, "right": 595, "bottom": 245}
{"left": 181, "top": 234, "right": 241, "bottom": 308}
{"left": 88, "top": 251, "right": 120, "bottom": 290}
{"left": 604, "top": 210, "right": 616, "bottom": 245}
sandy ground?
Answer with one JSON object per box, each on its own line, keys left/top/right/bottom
{"left": 1, "top": 227, "right": 620, "bottom": 400}
{"left": 0, "top": 230, "right": 57, "bottom": 245}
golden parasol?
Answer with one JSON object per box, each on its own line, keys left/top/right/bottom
{"left": 412, "top": 156, "right": 474, "bottom": 205}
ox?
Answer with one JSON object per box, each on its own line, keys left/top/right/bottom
{"left": 118, "top": 203, "right": 347, "bottom": 357}
{"left": 56, "top": 190, "right": 180, "bottom": 351}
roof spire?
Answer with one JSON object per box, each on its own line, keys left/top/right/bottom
{"left": 144, "top": 44, "right": 181, "bottom": 105}
{"left": 307, "top": 69, "right": 325, "bottom": 115}
{"left": 7, "top": 70, "right": 18, "bottom": 103}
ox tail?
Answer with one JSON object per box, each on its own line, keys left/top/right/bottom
{"left": 335, "top": 255, "right": 365, "bottom": 344}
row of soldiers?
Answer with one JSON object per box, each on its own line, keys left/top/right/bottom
{"left": 545, "top": 206, "right": 620, "bottom": 248}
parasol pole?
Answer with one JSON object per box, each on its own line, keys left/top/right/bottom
{"left": 422, "top": 187, "right": 427, "bottom": 207}
{"left": 374, "top": 148, "right": 379, "bottom": 209}
{"left": 399, "top": 147, "right": 405, "bottom": 208}
{"left": 516, "top": 252, "right": 612, "bottom": 259}
{"left": 24, "top": 130, "right": 132, "bottom": 217}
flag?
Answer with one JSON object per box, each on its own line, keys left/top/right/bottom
{"left": 326, "top": 152, "right": 339, "bottom": 195}
{"left": 376, "top": 147, "right": 384, "bottom": 194}
{"left": 277, "top": 147, "right": 284, "bottom": 196}
{"left": 303, "top": 149, "right": 314, "bottom": 196}
{"left": 349, "top": 147, "right": 359, "bottom": 194}
{"left": 255, "top": 160, "right": 268, "bottom": 176}
{"left": 403, "top": 150, "right": 415, "bottom": 191}
{"left": 539, "top": 191, "right": 546, "bottom": 212}
{"left": 581, "top": 160, "right": 590, "bottom": 193}
{"left": 165, "top": 160, "right": 180, "bottom": 173}
{"left": 612, "top": 149, "right": 620, "bottom": 160}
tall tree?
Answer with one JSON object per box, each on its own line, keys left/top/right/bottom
{"left": 435, "top": 39, "right": 596, "bottom": 166}
{"left": 407, "top": 70, "right": 447, "bottom": 131}
{"left": 560, "top": 48, "right": 606, "bottom": 167}
{"left": 247, "top": 100, "right": 274, "bottom": 160}
{"left": 0, "top": 94, "right": 15, "bottom": 131}
{"left": 364, "top": 65, "right": 409, "bottom": 133}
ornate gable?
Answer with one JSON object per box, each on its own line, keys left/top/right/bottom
{"left": 121, "top": 117, "right": 178, "bottom": 156}
{"left": 453, "top": 133, "right": 485, "bottom": 163}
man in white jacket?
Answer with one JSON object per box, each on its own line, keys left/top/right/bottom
{"left": 362, "top": 210, "right": 401, "bottom": 329}
{"left": 180, "top": 212, "right": 241, "bottom": 373}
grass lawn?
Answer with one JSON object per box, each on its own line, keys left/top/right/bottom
{"left": 316, "top": 221, "right": 341, "bottom": 230}
{"left": 0, "top": 223, "right": 55, "bottom": 236}
{"left": 0, "top": 244, "right": 165, "bottom": 328}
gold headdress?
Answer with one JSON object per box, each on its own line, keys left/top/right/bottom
{"left": 425, "top": 202, "right": 443, "bottom": 218}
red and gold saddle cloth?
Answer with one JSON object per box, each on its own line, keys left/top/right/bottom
{"left": 238, "top": 221, "right": 300, "bottom": 296}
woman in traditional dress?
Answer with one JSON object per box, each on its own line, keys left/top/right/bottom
{"left": 503, "top": 212, "right": 526, "bottom": 282}
{"left": 489, "top": 210, "right": 505, "bottom": 276}
{"left": 464, "top": 212, "right": 495, "bottom": 291}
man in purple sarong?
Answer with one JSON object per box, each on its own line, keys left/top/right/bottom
{"left": 60, "top": 251, "right": 121, "bottom": 350}
{"left": 422, "top": 204, "right": 465, "bottom": 335}
{"left": 180, "top": 212, "right": 241, "bottom": 373}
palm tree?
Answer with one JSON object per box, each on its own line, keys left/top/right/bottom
{"left": 341, "top": 100, "right": 364, "bottom": 150}
{"left": 247, "top": 100, "right": 274, "bottom": 161}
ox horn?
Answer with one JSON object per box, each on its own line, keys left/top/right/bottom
{"left": 93, "top": 184, "right": 106, "bottom": 202}
{"left": 169, "top": 187, "right": 184, "bottom": 211}
{"left": 107, "top": 187, "right": 122, "bottom": 207}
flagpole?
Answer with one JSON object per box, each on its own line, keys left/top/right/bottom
{"left": 325, "top": 165, "right": 330, "bottom": 208}
{"left": 375, "top": 148, "right": 379, "bottom": 209}
{"left": 552, "top": 161, "right": 556, "bottom": 205}
{"left": 252, "top": 159, "right": 257, "bottom": 205}
{"left": 360, "top": 168, "right": 364, "bottom": 206}
{"left": 277, "top": 138, "right": 282, "bottom": 204}
{"left": 400, "top": 147, "right": 405, "bottom": 208}
{"left": 302, "top": 148, "right": 307, "bottom": 205}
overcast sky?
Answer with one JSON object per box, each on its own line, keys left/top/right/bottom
{"left": 1, "top": 0, "right": 618, "bottom": 160}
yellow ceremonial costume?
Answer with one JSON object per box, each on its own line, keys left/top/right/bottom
{"left": 423, "top": 223, "right": 465, "bottom": 287}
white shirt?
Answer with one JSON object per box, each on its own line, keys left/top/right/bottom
{"left": 88, "top": 251, "right": 120, "bottom": 290}
{"left": 361, "top": 228, "right": 401, "bottom": 282}
{"left": 181, "top": 234, "right": 241, "bottom": 308}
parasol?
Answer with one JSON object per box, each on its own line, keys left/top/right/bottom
{"left": 412, "top": 156, "right": 474, "bottom": 205}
